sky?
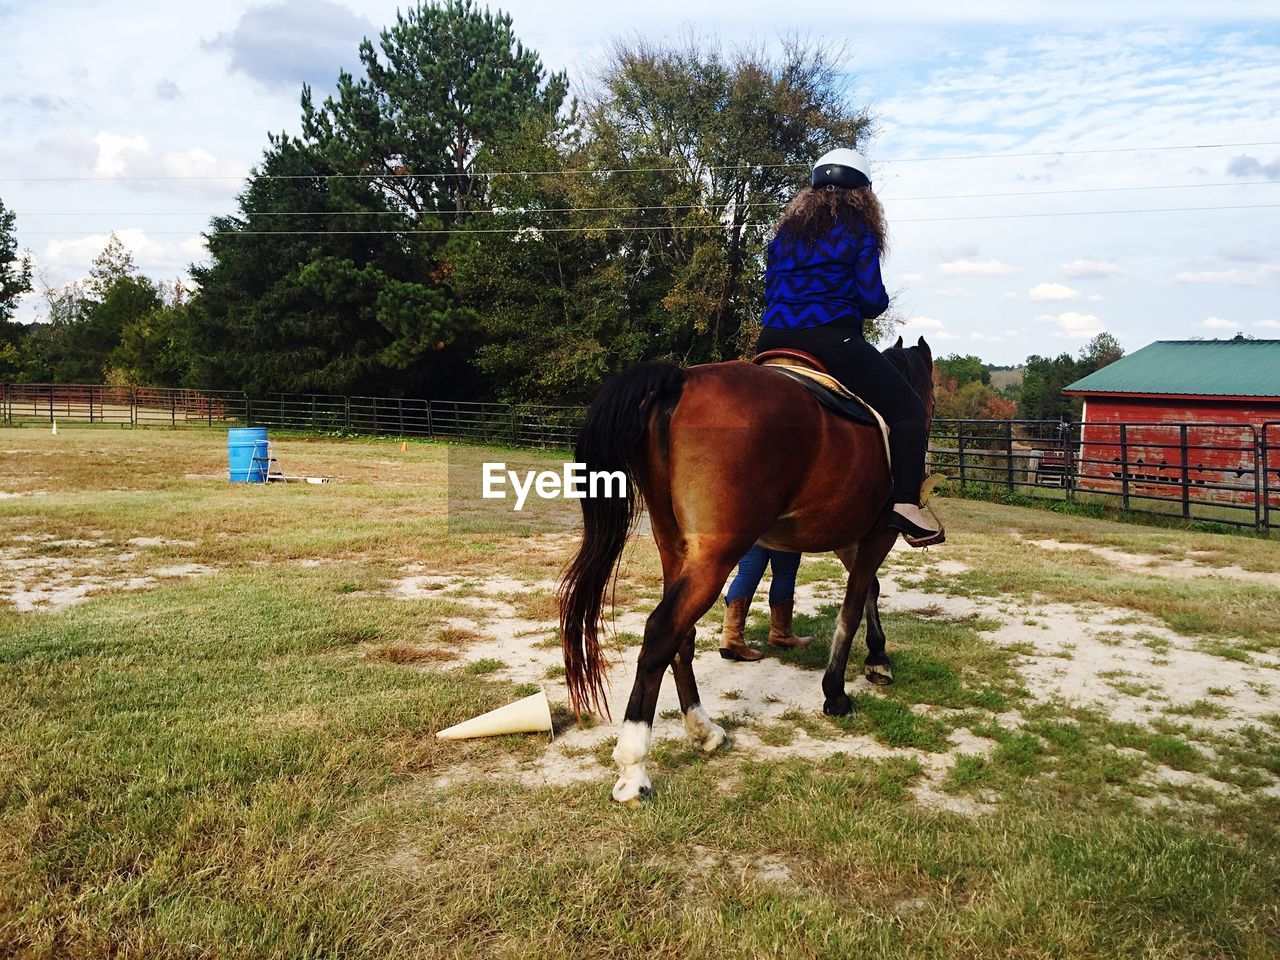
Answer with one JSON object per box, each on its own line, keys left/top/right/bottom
{"left": 1, "top": 0, "right": 1278, "bottom": 365}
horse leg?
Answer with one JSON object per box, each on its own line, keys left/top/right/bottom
{"left": 613, "top": 559, "right": 734, "bottom": 805}
{"left": 821, "top": 543, "right": 880, "bottom": 716}
{"left": 671, "top": 626, "right": 728, "bottom": 753}
{"left": 861, "top": 529, "right": 899, "bottom": 684}
{"left": 862, "top": 577, "right": 893, "bottom": 685}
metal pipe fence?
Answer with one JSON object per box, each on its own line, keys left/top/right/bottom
{"left": 929, "top": 418, "right": 1279, "bottom": 533}
{"left": 1, "top": 382, "right": 582, "bottom": 450}
{"left": 4, "top": 383, "right": 1276, "bottom": 531}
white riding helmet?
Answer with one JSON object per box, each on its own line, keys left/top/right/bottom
{"left": 812, "top": 148, "right": 872, "bottom": 190}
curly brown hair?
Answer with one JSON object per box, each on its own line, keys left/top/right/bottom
{"left": 774, "top": 185, "right": 887, "bottom": 255}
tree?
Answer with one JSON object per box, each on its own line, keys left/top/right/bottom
{"left": 301, "top": 0, "right": 565, "bottom": 222}
{"left": 934, "top": 353, "right": 990, "bottom": 389}
{"left": 448, "top": 109, "right": 637, "bottom": 402}
{"left": 580, "top": 36, "right": 872, "bottom": 367}
{"left": 1078, "top": 332, "right": 1123, "bottom": 374}
{"left": 1017, "top": 353, "right": 1082, "bottom": 421}
{"left": 0, "top": 196, "right": 33, "bottom": 323}
{"left": 106, "top": 280, "right": 196, "bottom": 386}
{"left": 192, "top": 0, "right": 565, "bottom": 396}
{"left": 933, "top": 371, "right": 1016, "bottom": 421}
{"left": 12, "top": 236, "right": 166, "bottom": 383}
{"left": 0, "top": 196, "right": 35, "bottom": 378}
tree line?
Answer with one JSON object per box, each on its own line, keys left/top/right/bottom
{"left": 0, "top": 0, "right": 1121, "bottom": 417}
{"left": 932, "top": 332, "right": 1124, "bottom": 422}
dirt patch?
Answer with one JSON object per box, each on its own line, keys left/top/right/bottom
{"left": 408, "top": 540, "right": 1279, "bottom": 808}
{"left": 877, "top": 564, "right": 1279, "bottom": 736}
{"left": 390, "top": 561, "right": 1007, "bottom": 815}
{"left": 1022, "top": 537, "right": 1280, "bottom": 588}
{"left": 0, "top": 534, "right": 215, "bottom": 613}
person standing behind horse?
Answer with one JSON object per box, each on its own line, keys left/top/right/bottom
{"left": 756, "top": 149, "right": 943, "bottom": 545}
{"left": 718, "top": 546, "right": 812, "bottom": 662}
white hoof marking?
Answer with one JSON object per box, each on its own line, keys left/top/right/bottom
{"left": 612, "top": 720, "right": 653, "bottom": 805}
{"left": 684, "top": 704, "right": 728, "bottom": 753}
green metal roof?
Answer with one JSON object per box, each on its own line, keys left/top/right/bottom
{"left": 1063, "top": 340, "right": 1280, "bottom": 398}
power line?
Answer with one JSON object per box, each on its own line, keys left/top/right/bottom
{"left": 3, "top": 139, "right": 1278, "bottom": 184}
{"left": 16, "top": 202, "right": 1280, "bottom": 238}
{"left": 16, "top": 179, "right": 1280, "bottom": 219}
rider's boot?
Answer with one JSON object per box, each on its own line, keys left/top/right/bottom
{"left": 767, "top": 599, "right": 811, "bottom": 649}
{"left": 718, "top": 596, "right": 762, "bottom": 661}
{"left": 888, "top": 502, "right": 946, "bottom": 547}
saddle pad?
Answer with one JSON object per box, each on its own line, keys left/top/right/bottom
{"left": 760, "top": 359, "right": 892, "bottom": 470}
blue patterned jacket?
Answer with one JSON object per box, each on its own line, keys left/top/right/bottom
{"left": 762, "top": 220, "right": 889, "bottom": 330}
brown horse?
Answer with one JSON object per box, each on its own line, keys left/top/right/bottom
{"left": 559, "top": 337, "right": 935, "bottom": 804}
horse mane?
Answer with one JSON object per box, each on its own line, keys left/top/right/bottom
{"left": 882, "top": 336, "right": 934, "bottom": 403}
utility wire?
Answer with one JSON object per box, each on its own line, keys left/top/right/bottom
{"left": 2, "top": 139, "right": 1277, "bottom": 183}
{"left": 16, "top": 179, "right": 1280, "bottom": 218}
{"left": 16, "top": 203, "right": 1280, "bottom": 238}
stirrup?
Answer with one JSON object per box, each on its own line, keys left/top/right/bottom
{"left": 891, "top": 502, "right": 945, "bottom": 547}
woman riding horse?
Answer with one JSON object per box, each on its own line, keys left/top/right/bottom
{"left": 560, "top": 150, "right": 943, "bottom": 805}
{"left": 757, "top": 148, "right": 942, "bottom": 545}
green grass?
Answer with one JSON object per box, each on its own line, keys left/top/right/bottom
{"left": 2, "top": 428, "right": 1279, "bottom": 958}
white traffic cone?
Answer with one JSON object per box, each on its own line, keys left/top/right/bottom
{"left": 52, "top": 420, "right": 58, "bottom": 435}
{"left": 436, "top": 690, "right": 554, "bottom": 741}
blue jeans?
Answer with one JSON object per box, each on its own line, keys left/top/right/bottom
{"left": 725, "top": 545, "right": 803, "bottom": 606}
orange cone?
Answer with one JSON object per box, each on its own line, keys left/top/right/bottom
{"left": 400, "top": 440, "right": 408, "bottom": 451}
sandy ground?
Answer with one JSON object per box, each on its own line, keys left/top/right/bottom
{"left": 0, "top": 534, "right": 213, "bottom": 612}
{"left": 376, "top": 536, "right": 1280, "bottom": 812}
{"left": 1021, "top": 536, "right": 1280, "bottom": 588}
{"left": 6, "top": 521, "right": 1277, "bottom": 810}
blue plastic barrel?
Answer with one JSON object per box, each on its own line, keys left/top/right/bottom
{"left": 228, "top": 427, "right": 269, "bottom": 483}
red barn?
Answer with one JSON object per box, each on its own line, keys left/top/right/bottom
{"left": 1063, "top": 339, "right": 1280, "bottom": 514}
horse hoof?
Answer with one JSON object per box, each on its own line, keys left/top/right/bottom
{"left": 695, "top": 725, "right": 729, "bottom": 753}
{"left": 612, "top": 770, "right": 653, "bottom": 805}
{"left": 864, "top": 664, "right": 894, "bottom": 685}
{"left": 617, "top": 787, "right": 652, "bottom": 808}
{"left": 823, "top": 694, "right": 855, "bottom": 717}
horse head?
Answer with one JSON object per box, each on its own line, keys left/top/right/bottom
{"left": 883, "top": 334, "right": 936, "bottom": 427}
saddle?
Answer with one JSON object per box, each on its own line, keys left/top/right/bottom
{"left": 752, "top": 349, "right": 892, "bottom": 469}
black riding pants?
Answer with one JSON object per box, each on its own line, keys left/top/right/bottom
{"left": 757, "top": 323, "right": 927, "bottom": 504}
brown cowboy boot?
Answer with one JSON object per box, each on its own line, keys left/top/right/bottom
{"left": 719, "top": 596, "right": 762, "bottom": 661}
{"left": 767, "top": 600, "right": 812, "bottom": 649}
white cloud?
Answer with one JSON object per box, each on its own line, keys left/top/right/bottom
{"left": 40, "top": 229, "right": 207, "bottom": 278}
{"left": 901, "top": 315, "right": 945, "bottom": 329}
{"left": 1256, "top": 319, "right": 1279, "bottom": 330}
{"left": 1038, "top": 311, "right": 1105, "bottom": 339}
{"left": 1173, "top": 265, "right": 1279, "bottom": 286}
{"left": 934, "top": 286, "right": 969, "bottom": 297}
{"left": 937, "top": 258, "right": 1021, "bottom": 277}
{"left": 1061, "top": 259, "right": 1123, "bottom": 279}
{"left": 1002, "top": 291, "right": 1019, "bottom": 300}
{"left": 900, "top": 272, "right": 928, "bottom": 284}
{"left": 83, "top": 131, "right": 249, "bottom": 198}
{"left": 970, "top": 331, "right": 1003, "bottom": 342}
{"left": 1201, "top": 317, "right": 1235, "bottom": 330}
{"left": 900, "top": 315, "right": 959, "bottom": 340}
{"left": 92, "top": 132, "right": 150, "bottom": 177}
{"left": 1029, "top": 282, "right": 1081, "bottom": 301}
{"left": 1087, "top": 293, "right": 1104, "bottom": 302}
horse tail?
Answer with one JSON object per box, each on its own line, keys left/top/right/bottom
{"left": 559, "top": 362, "right": 685, "bottom": 719}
